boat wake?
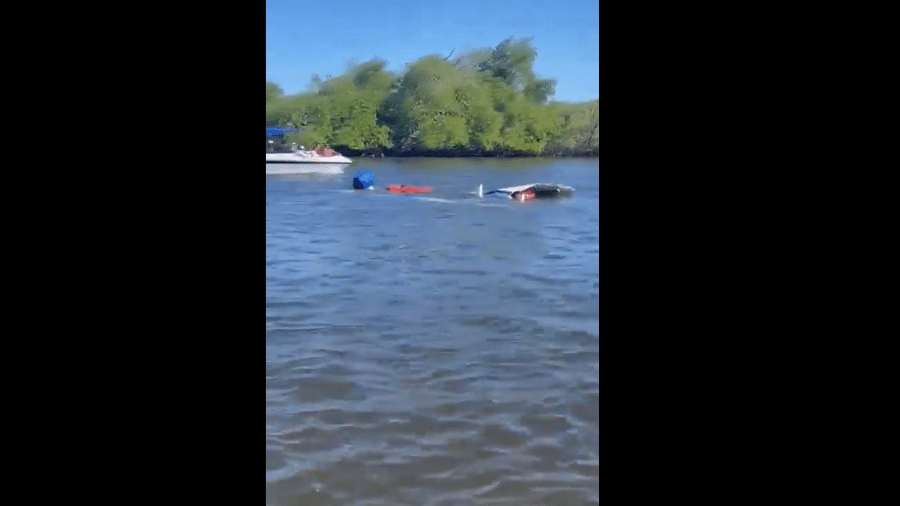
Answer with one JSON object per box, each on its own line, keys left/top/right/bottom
{"left": 324, "top": 190, "right": 508, "bottom": 207}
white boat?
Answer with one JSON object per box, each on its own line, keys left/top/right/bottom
{"left": 478, "top": 183, "right": 575, "bottom": 201}
{"left": 265, "top": 150, "right": 353, "bottom": 165}
{"left": 266, "top": 127, "right": 352, "bottom": 174}
{"left": 265, "top": 163, "right": 347, "bottom": 175}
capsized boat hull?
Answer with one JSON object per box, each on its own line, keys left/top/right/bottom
{"left": 478, "top": 183, "right": 575, "bottom": 200}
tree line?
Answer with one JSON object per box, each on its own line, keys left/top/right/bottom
{"left": 266, "top": 38, "right": 598, "bottom": 157}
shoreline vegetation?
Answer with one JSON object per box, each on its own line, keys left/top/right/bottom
{"left": 266, "top": 38, "right": 598, "bottom": 158}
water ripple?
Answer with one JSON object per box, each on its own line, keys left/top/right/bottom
{"left": 267, "top": 159, "right": 599, "bottom": 506}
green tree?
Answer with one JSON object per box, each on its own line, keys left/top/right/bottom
{"left": 266, "top": 37, "right": 596, "bottom": 156}
{"left": 473, "top": 38, "right": 556, "bottom": 104}
{"left": 322, "top": 60, "right": 394, "bottom": 151}
{"left": 265, "top": 81, "right": 283, "bottom": 102}
{"left": 543, "top": 100, "right": 599, "bottom": 155}
{"left": 382, "top": 56, "right": 455, "bottom": 151}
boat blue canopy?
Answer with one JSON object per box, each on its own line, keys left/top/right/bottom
{"left": 266, "top": 127, "right": 298, "bottom": 136}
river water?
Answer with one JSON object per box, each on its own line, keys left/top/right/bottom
{"left": 266, "top": 158, "right": 599, "bottom": 505}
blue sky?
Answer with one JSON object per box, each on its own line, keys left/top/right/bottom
{"left": 266, "top": 0, "right": 599, "bottom": 103}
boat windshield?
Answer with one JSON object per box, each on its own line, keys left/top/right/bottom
{"left": 266, "top": 137, "right": 295, "bottom": 153}
{"left": 266, "top": 127, "right": 300, "bottom": 153}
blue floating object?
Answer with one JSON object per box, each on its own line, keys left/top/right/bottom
{"left": 353, "top": 171, "right": 375, "bottom": 189}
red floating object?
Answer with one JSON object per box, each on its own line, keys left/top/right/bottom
{"left": 510, "top": 189, "right": 537, "bottom": 201}
{"left": 387, "top": 184, "right": 433, "bottom": 194}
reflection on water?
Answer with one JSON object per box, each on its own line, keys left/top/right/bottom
{"left": 267, "top": 158, "right": 599, "bottom": 505}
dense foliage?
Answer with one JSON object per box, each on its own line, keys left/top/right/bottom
{"left": 266, "top": 38, "right": 598, "bottom": 156}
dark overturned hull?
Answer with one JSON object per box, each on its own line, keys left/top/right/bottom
{"left": 479, "top": 183, "right": 575, "bottom": 200}
{"left": 528, "top": 184, "right": 576, "bottom": 198}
